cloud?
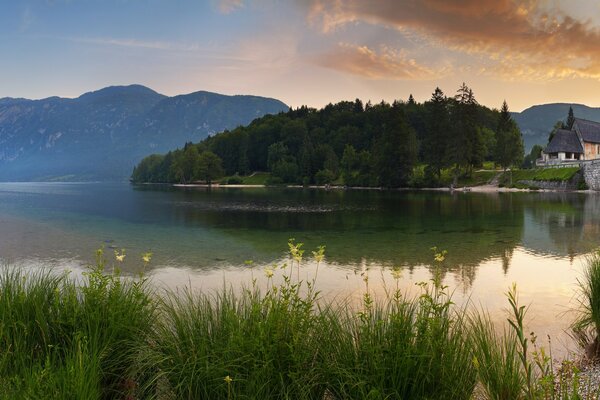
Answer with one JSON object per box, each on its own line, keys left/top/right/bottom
{"left": 305, "top": 0, "right": 600, "bottom": 81}
{"left": 315, "top": 43, "right": 443, "bottom": 80}
{"left": 216, "top": 0, "right": 244, "bottom": 14}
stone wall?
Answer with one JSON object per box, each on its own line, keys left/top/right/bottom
{"left": 517, "top": 178, "right": 581, "bottom": 191}
{"left": 517, "top": 169, "right": 584, "bottom": 191}
{"left": 583, "top": 161, "right": 600, "bottom": 190}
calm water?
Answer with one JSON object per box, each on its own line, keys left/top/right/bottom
{"left": 1, "top": 182, "right": 599, "bottom": 355}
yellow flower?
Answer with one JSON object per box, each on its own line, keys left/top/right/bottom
{"left": 114, "top": 249, "right": 125, "bottom": 262}
{"left": 264, "top": 268, "right": 274, "bottom": 278}
{"left": 142, "top": 252, "right": 152, "bottom": 264}
{"left": 224, "top": 375, "right": 233, "bottom": 384}
{"left": 391, "top": 267, "right": 402, "bottom": 280}
{"left": 312, "top": 245, "right": 326, "bottom": 263}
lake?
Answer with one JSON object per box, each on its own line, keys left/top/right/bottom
{"left": 0, "top": 182, "right": 597, "bottom": 355}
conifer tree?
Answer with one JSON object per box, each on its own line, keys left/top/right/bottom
{"left": 424, "top": 87, "right": 450, "bottom": 179}
{"left": 566, "top": 106, "right": 575, "bottom": 129}
{"left": 494, "top": 101, "right": 524, "bottom": 181}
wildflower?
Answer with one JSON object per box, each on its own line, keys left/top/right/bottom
{"left": 312, "top": 245, "right": 326, "bottom": 263}
{"left": 224, "top": 375, "right": 233, "bottom": 384}
{"left": 264, "top": 268, "right": 274, "bottom": 278}
{"left": 391, "top": 267, "right": 402, "bottom": 280}
{"left": 142, "top": 252, "right": 152, "bottom": 264}
{"left": 114, "top": 249, "right": 126, "bottom": 262}
{"left": 244, "top": 260, "right": 254, "bottom": 267}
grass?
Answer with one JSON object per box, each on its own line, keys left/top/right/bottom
{"left": 409, "top": 165, "right": 498, "bottom": 188}
{"left": 221, "top": 172, "right": 271, "bottom": 185}
{"left": 506, "top": 167, "right": 581, "bottom": 183}
{"left": 573, "top": 251, "right": 600, "bottom": 358}
{"left": 1, "top": 244, "right": 600, "bottom": 399}
{"left": 0, "top": 250, "right": 156, "bottom": 399}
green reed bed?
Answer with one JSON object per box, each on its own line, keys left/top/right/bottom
{"left": 0, "top": 250, "right": 156, "bottom": 399}
{"left": 2, "top": 244, "right": 600, "bottom": 399}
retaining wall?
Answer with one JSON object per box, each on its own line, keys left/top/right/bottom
{"left": 583, "top": 161, "right": 600, "bottom": 190}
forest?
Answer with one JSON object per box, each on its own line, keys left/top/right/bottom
{"left": 131, "top": 83, "right": 525, "bottom": 188}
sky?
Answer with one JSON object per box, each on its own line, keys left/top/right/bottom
{"left": 3, "top": 0, "right": 600, "bottom": 111}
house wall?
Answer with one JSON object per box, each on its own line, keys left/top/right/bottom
{"left": 584, "top": 142, "right": 600, "bottom": 160}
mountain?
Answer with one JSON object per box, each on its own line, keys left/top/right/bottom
{"left": 512, "top": 103, "right": 600, "bottom": 151}
{"left": 0, "top": 85, "right": 288, "bottom": 181}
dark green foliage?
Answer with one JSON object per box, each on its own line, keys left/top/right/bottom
{"left": 315, "top": 169, "right": 336, "bottom": 184}
{"left": 567, "top": 106, "right": 576, "bottom": 130}
{"left": 447, "top": 83, "right": 487, "bottom": 183}
{"left": 494, "top": 101, "right": 525, "bottom": 172}
{"left": 423, "top": 87, "right": 450, "bottom": 178}
{"left": 195, "top": 151, "right": 224, "bottom": 184}
{"left": 522, "top": 145, "right": 543, "bottom": 169}
{"left": 225, "top": 173, "right": 243, "bottom": 184}
{"left": 372, "top": 104, "right": 418, "bottom": 187}
{"left": 133, "top": 84, "right": 509, "bottom": 187}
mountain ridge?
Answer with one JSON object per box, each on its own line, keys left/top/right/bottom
{"left": 512, "top": 103, "right": 600, "bottom": 150}
{"left": 0, "top": 85, "right": 288, "bottom": 181}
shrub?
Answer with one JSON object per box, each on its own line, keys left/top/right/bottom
{"left": 226, "top": 174, "right": 243, "bottom": 184}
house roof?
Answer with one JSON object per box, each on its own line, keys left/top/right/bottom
{"left": 574, "top": 118, "right": 600, "bottom": 143}
{"left": 544, "top": 129, "right": 583, "bottom": 154}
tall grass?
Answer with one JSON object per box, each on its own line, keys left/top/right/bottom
{"left": 1, "top": 244, "right": 599, "bottom": 399}
{"left": 573, "top": 251, "right": 600, "bottom": 358}
{"left": 320, "top": 281, "right": 477, "bottom": 399}
{"left": 0, "top": 250, "right": 156, "bottom": 399}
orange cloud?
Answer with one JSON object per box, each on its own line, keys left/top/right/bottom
{"left": 315, "top": 43, "right": 443, "bottom": 80}
{"left": 307, "top": 0, "right": 600, "bottom": 81}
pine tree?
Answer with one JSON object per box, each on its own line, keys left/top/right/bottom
{"left": 448, "top": 83, "right": 483, "bottom": 184}
{"left": 424, "top": 87, "right": 449, "bottom": 179}
{"left": 494, "top": 101, "right": 524, "bottom": 181}
{"left": 566, "top": 106, "right": 575, "bottom": 130}
{"left": 373, "top": 106, "right": 417, "bottom": 187}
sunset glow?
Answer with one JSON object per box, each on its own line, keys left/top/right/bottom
{"left": 2, "top": 1, "right": 600, "bottom": 110}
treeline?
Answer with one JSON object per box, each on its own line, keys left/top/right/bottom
{"left": 131, "top": 83, "right": 524, "bottom": 187}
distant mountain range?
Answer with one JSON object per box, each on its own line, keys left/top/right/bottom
{"left": 512, "top": 103, "right": 600, "bottom": 151}
{"left": 0, "top": 85, "right": 597, "bottom": 181}
{"left": 0, "top": 85, "right": 288, "bottom": 181}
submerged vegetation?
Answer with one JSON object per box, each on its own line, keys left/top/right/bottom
{"left": 2, "top": 244, "right": 600, "bottom": 399}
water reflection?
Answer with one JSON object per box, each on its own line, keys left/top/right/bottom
{"left": 0, "top": 183, "right": 600, "bottom": 284}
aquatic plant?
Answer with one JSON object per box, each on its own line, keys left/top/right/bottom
{"left": 573, "top": 251, "right": 600, "bottom": 359}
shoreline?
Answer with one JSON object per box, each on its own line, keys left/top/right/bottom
{"left": 165, "top": 182, "right": 596, "bottom": 193}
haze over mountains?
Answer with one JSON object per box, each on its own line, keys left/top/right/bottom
{"left": 0, "top": 83, "right": 598, "bottom": 181}
{"left": 0, "top": 85, "right": 288, "bottom": 181}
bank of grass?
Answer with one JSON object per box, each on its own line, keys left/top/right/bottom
{"left": 2, "top": 245, "right": 600, "bottom": 399}
{"left": 221, "top": 172, "right": 271, "bottom": 185}
{"left": 409, "top": 165, "right": 498, "bottom": 188}
{"left": 0, "top": 251, "right": 156, "bottom": 399}
{"left": 503, "top": 167, "right": 581, "bottom": 184}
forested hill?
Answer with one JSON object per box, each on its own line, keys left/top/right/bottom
{"left": 512, "top": 103, "right": 600, "bottom": 150}
{"left": 132, "top": 84, "right": 524, "bottom": 188}
{"left": 0, "top": 85, "right": 288, "bottom": 181}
